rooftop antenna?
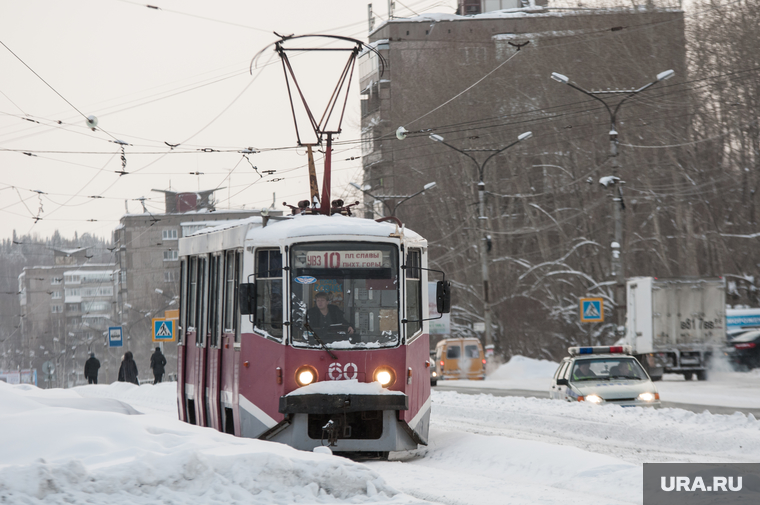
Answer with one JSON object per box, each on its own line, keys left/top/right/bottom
{"left": 135, "top": 196, "right": 148, "bottom": 213}
{"left": 253, "top": 33, "right": 385, "bottom": 215}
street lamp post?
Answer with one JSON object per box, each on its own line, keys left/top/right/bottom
{"left": 429, "top": 131, "right": 533, "bottom": 360}
{"left": 550, "top": 69, "right": 674, "bottom": 333}
{"left": 349, "top": 181, "right": 437, "bottom": 217}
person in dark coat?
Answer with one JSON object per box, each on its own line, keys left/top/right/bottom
{"left": 306, "top": 291, "right": 354, "bottom": 341}
{"left": 84, "top": 352, "right": 100, "bottom": 384}
{"left": 150, "top": 347, "right": 167, "bottom": 384}
{"left": 118, "top": 351, "right": 139, "bottom": 385}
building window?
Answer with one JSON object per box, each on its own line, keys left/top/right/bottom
{"left": 162, "top": 229, "right": 178, "bottom": 240}
{"left": 164, "top": 270, "right": 178, "bottom": 282}
{"left": 163, "top": 250, "right": 179, "bottom": 262}
{"left": 51, "top": 305, "right": 63, "bottom": 313}
{"left": 51, "top": 277, "right": 62, "bottom": 285}
{"left": 361, "top": 128, "right": 374, "bottom": 156}
{"left": 51, "top": 291, "right": 61, "bottom": 299}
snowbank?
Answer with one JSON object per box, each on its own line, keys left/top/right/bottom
{"left": 0, "top": 382, "right": 418, "bottom": 504}
{"left": 445, "top": 355, "right": 760, "bottom": 409}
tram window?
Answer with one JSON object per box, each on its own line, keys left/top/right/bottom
{"left": 223, "top": 250, "right": 241, "bottom": 338}
{"left": 178, "top": 258, "right": 186, "bottom": 345}
{"left": 290, "top": 242, "right": 399, "bottom": 349}
{"left": 208, "top": 254, "right": 222, "bottom": 347}
{"left": 188, "top": 257, "right": 198, "bottom": 331}
{"left": 197, "top": 256, "right": 208, "bottom": 346}
{"left": 255, "top": 249, "right": 283, "bottom": 340}
{"left": 405, "top": 249, "right": 422, "bottom": 339}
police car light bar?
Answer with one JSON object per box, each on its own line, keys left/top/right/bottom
{"left": 568, "top": 345, "right": 632, "bottom": 356}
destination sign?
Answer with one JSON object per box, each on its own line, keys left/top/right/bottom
{"left": 306, "top": 250, "right": 383, "bottom": 269}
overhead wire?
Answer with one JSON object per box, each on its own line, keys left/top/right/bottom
{"left": 0, "top": 0, "right": 756, "bottom": 238}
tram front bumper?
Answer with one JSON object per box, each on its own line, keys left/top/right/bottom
{"left": 269, "top": 392, "right": 418, "bottom": 453}
{"left": 279, "top": 393, "right": 408, "bottom": 415}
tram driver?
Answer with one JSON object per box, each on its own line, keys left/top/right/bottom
{"left": 306, "top": 291, "right": 354, "bottom": 341}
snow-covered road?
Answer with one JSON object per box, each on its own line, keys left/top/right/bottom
{"left": 362, "top": 389, "right": 760, "bottom": 504}
{"left": 2, "top": 356, "right": 759, "bottom": 504}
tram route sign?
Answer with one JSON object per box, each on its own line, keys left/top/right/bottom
{"left": 108, "top": 326, "right": 123, "bottom": 347}
{"left": 152, "top": 318, "right": 175, "bottom": 342}
{"left": 580, "top": 298, "right": 604, "bottom": 323}
{"left": 305, "top": 250, "right": 382, "bottom": 269}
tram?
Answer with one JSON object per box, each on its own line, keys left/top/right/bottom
{"left": 176, "top": 206, "right": 450, "bottom": 455}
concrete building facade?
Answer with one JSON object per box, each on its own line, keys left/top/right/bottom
{"left": 18, "top": 248, "right": 117, "bottom": 388}
{"left": 358, "top": 5, "right": 688, "bottom": 356}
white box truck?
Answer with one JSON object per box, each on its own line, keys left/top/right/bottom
{"left": 624, "top": 277, "right": 725, "bottom": 381}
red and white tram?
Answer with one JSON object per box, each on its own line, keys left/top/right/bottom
{"left": 177, "top": 211, "right": 450, "bottom": 455}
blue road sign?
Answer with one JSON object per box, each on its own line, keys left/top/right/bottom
{"left": 152, "top": 318, "right": 175, "bottom": 342}
{"left": 108, "top": 326, "right": 123, "bottom": 347}
{"left": 580, "top": 298, "right": 604, "bottom": 323}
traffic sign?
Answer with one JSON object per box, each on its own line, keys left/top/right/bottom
{"left": 580, "top": 298, "right": 604, "bottom": 323}
{"left": 108, "top": 326, "right": 124, "bottom": 347}
{"left": 152, "top": 318, "right": 175, "bottom": 342}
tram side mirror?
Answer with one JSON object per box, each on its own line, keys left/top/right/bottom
{"left": 556, "top": 378, "right": 568, "bottom": 386}
{"left": 436, "top": 280, "right": 451, "bottom": 314}
{"left": 238, "top": 283, "right": 256, "bottom": 316}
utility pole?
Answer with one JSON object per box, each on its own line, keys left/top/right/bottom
{"left": 551, "top": 69, "right": 674, "bottom": 334}
{"left": 428, "top": 131, "right": 532, "bottom": 359}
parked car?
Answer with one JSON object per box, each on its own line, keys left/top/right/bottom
{"left": 725, "top": 330, "right": 760, "bottom": 369}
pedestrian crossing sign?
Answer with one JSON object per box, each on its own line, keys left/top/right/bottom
{"left": 580, "top": 298, "right": 604, "bottom": 323}
{"left": 152, "top": 318, "right": 175, "bottom": 342}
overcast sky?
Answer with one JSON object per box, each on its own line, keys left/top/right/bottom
{"left": 0, "top": 0, "right": 457, "bottom": 242}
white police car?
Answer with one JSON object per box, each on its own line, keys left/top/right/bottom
{"left": 550, "top": 346, "right": 661, "bottom": 407}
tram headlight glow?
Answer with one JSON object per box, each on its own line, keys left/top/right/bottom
{"left": 373, "top": 366, "right": 396, "bottom": 388}
{"left": 295, "top": 365, "right": 318, "bottom": 387}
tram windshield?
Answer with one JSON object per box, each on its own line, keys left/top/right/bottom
{"left": 290, "top": 242, "right": 399, "bottom": 349}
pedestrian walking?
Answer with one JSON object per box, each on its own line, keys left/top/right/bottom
{"left": 117, "top": 351, "right": 139, "bottom": 385}
{"left": 84, "top": 352, "right": 100, "bottom": 384}
{"left": 150, "top": 347, "right": 166, "bottom": 384}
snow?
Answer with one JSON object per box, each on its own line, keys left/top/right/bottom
{"left": 0, "top": 381, "right": 411, "bottom": 504}
{"left": 2, "top": 356, "right": 759, "bottom": 504}
{"left": 287, "top": 379, "right": 404, "bottom": 396}
{"left": 445, "top": 355, "right": 760, "bottom": 409}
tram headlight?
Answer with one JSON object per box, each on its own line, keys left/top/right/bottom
{"left": 373, "top": 366, "right": 396, "bottom": 388}
{"left": 295, "top": 365, "right": 319, "bottom": 387}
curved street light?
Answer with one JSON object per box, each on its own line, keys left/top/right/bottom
{"left": 427, "top": 131, "right": 533, "bottom": 359}
{"left": 349, "top": 181, "right": 437, "bottom": 217}
{"left": 550, "top": 69, "right": 674, "bottom": 332}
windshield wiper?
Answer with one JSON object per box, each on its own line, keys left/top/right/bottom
{"left": 303, "top": 320, "right": 338, "bottom": 360}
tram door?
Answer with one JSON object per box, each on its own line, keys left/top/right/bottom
{"left": 194, "top": 255, "right": 209, "bottom": 428}
{"left": 219, "top": 249, "right": 242, "bottom": 436}
{"left": 177, "top": 258, "right": 187, "bottom": 422}
{"left": 204, "top": 253, "right": 223, "bottom": 431}
{"left": 181, "top": 256, "right": 201, "bottom": 424}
